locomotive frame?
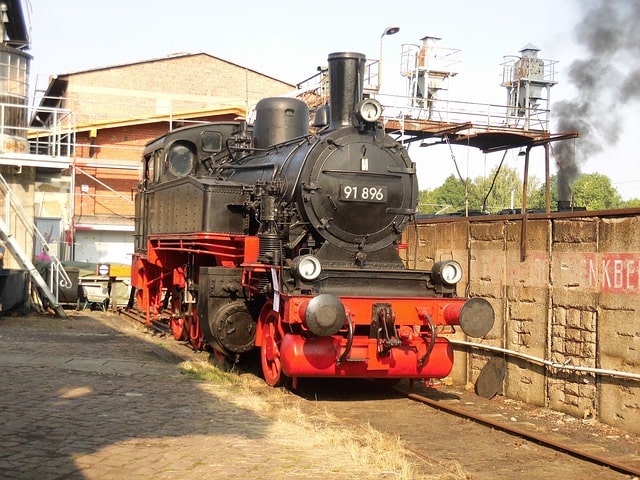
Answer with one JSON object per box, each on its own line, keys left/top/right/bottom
{"left": 130, "top": 51, "right": 494, "bottom": 387}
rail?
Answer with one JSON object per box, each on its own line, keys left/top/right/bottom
{"left": 375, "top": 92, "right": 552, "bottom": 133}
{"left": 0, "top": 101, "right": 75, "bottom": 158}
{"left": 404, "top": 390, "right": 640, "bottom": 477}
{"left": 28, "top": 104, "right": 75, "bottom": 157}
{"left": 293, "top": 62, "right": 551, "bottom": 134}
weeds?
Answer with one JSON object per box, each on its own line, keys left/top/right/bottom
{"left": 175, "top": 358, "right": 468, "bottom": 479}
{"left": 179, "top": 360, "right": 237, "bottom": 385}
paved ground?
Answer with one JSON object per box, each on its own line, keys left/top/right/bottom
{"left": 0, "top": 310, "right": 419, "bottom": 480}
{"left": 2, "top": 310, "right": 639, "bottom": 480}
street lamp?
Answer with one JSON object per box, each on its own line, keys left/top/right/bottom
{"left": 378, "top": 26, "right": 400, "bottom": 91}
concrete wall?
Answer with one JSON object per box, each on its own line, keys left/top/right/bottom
{"left": 406, "top": 211, "right": 640, "bottom": 433}
{"left": 0, "top": 166, "right": 36, "bottom": 267}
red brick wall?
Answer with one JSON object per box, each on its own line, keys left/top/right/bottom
{"left": 64, "top": 54, "right": 293, "bottom": 127}
{"left": 74, "top": 166, "right": 138, "bottom": 218}
{"left": 62, "top": 54, "right": 292, "bottom": 229}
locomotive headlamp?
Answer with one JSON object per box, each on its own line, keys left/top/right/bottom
{"left": 291, "top": 254, "right": 322, "bottom": 281}
{"left": 356, "top": 99, "right": 382, "bottom": 123}
{"left": 432, "top": 260, "right": 463, "bottom": 286}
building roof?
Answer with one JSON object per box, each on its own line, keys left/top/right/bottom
{"left": 72, "top": 105, "right": 246, "bottom": 133}
{"left": 53, "top": 51, "right": 294, "bottom": 87}
{"left": 33, "top": 52, "right": 295, "bottom": 127}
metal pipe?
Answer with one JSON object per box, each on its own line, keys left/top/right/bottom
{"left": 450, "top": 339, "right": 640, "bottom": 381}
{"left": 75, "top": 166, "right": 135, "bottom": 204}
{"left": 544, "top": 142, "right": 551, "bottom": 214}
{"left": 519, "top": 145, "right": 531, "bottom": 261}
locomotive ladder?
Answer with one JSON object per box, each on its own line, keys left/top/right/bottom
{"left": 0, "top": 174, "right": 69, "bottom": 318}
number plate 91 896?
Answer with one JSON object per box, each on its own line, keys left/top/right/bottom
{"left": 339, "top": 184, "right": 387, "bottom": 203}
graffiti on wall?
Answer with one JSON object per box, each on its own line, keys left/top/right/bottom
{"left": 511, "top": 252, "right": 640, "bottom": 294}
{"left": 585, "top": 253, "right": 639, "bottom": 293}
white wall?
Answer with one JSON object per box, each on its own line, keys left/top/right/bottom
{"left": 74, "top": 230, "right": 134, "bottom": 265}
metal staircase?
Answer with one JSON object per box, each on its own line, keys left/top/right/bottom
{"left": 0, "top": 174, "right": 71, "bottom": 318}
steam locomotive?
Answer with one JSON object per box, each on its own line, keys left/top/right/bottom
{"left": 130, "top": 52, "right": 494, "bottom": 387}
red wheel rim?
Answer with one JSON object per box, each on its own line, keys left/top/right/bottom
{"left": 169, "top": 293, "right": 187, "bottom": 341}
{"left": 186, "top": 312, "right": 205, "bottom": 350}
{"left": 260, "top": 308, "right": 284, "bottom": 387}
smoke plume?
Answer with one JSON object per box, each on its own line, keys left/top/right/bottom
{"left": 554, "top": 0, "right": 640, "bottom": 201}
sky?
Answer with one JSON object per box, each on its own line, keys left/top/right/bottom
{"left": 25, "top": 0, "right": 640, "bottom": 201}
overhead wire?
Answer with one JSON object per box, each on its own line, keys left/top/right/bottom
{"left": 444, "top": 134, "right": 469, "bottom": 215}
{"left": 481, "top": 149, "right": 508, "bottom": 213}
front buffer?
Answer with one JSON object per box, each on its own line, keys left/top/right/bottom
{"left": 266, "top": 294, "right": 494, "bottom": 384}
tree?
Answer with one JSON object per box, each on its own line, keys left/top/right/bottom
{"left": 622, "top": 197, "right": 640, "bottom": 208}
{"left": 418, "top": 189, "right": 451, "bottom": 214}
{"left": 418, "top": 174, "right": 468, "bottom": 214}
{"left": 528, "top": 176, "right": 556, "bottom": 210}
{"left": 420, "top": 168, "right": 635, "bottom": 215}
{"left": 417, "top": 166, "right": 542, "bottom": 214}
{"left": 530, "top": 173, "right": 624, "bottom": 211}
{"left": 473, "top": 166, "right": 542, "bottom": 213}
{"left": 571, "top": 173, "right": 622, "bottom": 210}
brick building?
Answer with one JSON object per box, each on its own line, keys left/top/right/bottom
{"left": 33, "top": 53, "right": 294, "bottom": 264}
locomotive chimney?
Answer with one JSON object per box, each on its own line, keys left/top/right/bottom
{"left": 327, "top": 52, "right": 366, "bottom": 129}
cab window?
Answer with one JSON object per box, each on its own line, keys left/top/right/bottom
{"left": 142, "top": 150, "right": 158, "bottom": 187}
{"left": 167, "top": 142, "right": 195, "bottom": 177}
{"left": 201, "top": 131, "right": 223, "bottom": 153}
{"left": 153, "top": 150, "right": 163, "bottom": 183}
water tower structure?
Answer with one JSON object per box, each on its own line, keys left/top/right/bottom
{"left": 0, "top": 0, "right": 30, "bottom": 153}
{"left": 501, "top": 44, "right": 557, "bottom": 130}
{"left": 400, "top": 35, "right": 460, "bottom": 120}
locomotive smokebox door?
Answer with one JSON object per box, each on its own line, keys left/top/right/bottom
{"left": 299, "top": 131, "right": 416, "bottom": 255}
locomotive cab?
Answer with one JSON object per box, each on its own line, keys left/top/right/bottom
{"left": 133, "top": 121, "right": 248, "bottom": 253}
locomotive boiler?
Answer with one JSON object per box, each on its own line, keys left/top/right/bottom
{"left": 131, "top": 51, "right": 494, "bottom": 387}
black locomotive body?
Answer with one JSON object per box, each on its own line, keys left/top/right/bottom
{"left": 131, "top": 52, "right": 494, "bottom": 386}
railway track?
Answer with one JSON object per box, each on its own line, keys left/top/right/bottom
{"left": 294, "top": 379, "right": 640, "bottom": 479}
{"left": 401, "top": 389, "right": 640, "bottom": 478}
{"left": 117, "top": 307, "right": 640, "bottom": 479}
{"left": 118, "top": 307, "right": 167, "bottom": 331}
